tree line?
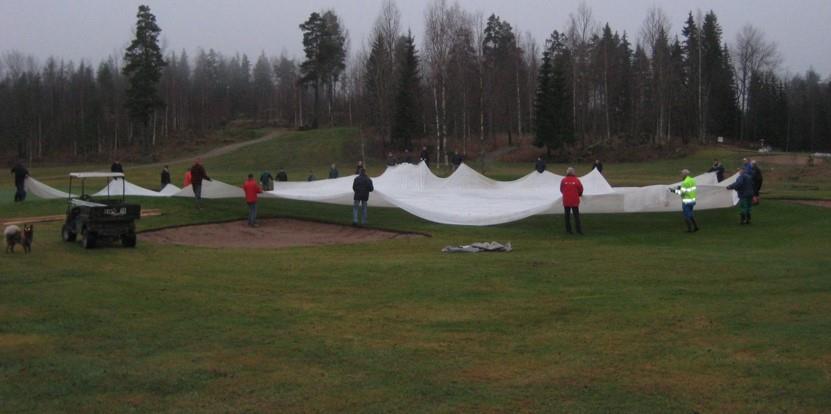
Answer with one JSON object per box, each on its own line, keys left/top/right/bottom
{"left": 1, "top": 1, "right": 829, "bottom": 165}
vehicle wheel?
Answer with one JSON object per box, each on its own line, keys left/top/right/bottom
{"left": 61, "top": 224, "right": 77, "bottom": 242}
{"left": 122, "top": 232, "right": 137, "bottom": 248}
{"left": 82, "top": 231, "right": 97, "bottom": 249}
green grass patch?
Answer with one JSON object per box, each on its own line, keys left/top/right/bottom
{"left": 1, "top": 128, "right": 830, "bottom": 412}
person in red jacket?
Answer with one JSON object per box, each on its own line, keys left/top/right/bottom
{"left": 560, "top": 167, "right": 584, "bottom": 234}
{"left": 243, "top": 173, "right": 263, "bottom": 227}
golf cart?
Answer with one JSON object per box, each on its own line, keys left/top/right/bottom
{"left": 60, "top": 172, "right": 141, "bottom": 249}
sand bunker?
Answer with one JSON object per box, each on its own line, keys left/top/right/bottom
{"left": 140, "top": 218, "right": 424, "bottom": 249}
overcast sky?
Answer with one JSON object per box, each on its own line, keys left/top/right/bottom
{"left": 1, "top": 0, "right": 829, "bottom": 77}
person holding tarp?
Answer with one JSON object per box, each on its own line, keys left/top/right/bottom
{"left": 451, "top": 150, "right": 463, "bottom": 171}
{"left": 190, "top": 158, "right": 211, "bottom": 208}
{"left": 420, "top": 146, "right": 429, "bottom": 166}
{"left": 110, "top": 160, "right": 124, "bottom": 179}
{"left": 708, "top": 159, "right": 725, "bottom": 182}
{"left": 243, "top": 174, "right": 263, "bottom": 227}
{"left": 751, "top": 160, "right": 763, "bottom": 204}
{"left": 670, "top": 169, "right": 699, "bottom": 233}
{"left": 276, "top": 168, "right": 288, "bottom": 182}
{"left": 183, "top": 169, "right": 192, "bottom": 187}
{"left": 352, "top": 168, "right": 374, "bottom": 226}
{"left": 160, "top": 165, "right": 171, "bottom": 190}
{"left": 560, "top": 167, "right": 584, "bottom": 235}
{"left": 10, "top": 161, "right": 29, "bottom": 202}
{"left": 260, "top": 170, "right": 274, "bottom": 191}
{"left": 726, "top": 166, "right": 755, "bottom": 224}
{"left": 535, "top": 156, "right": 546, "bottom": 173}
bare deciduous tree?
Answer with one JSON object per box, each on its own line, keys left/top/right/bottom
{"left": 734, "top": 24, "right": 780, "bottom": 140}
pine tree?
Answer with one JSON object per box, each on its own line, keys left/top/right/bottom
{"left": 533, "top": 47, "right": 556, "bottom": 154}
{"left": 299, "top": 11, "right": 346, "bottom": 128}
{"left": 682, "top": 11, "right": 703, "bottom": 142}
{"left": 122, "top": 4, "right": 166, "bottom": 147}
{"left": 391, "top": 32, "right": 421, "bottom": 150}
{"left": 534, "top": 31, "right": 572, "bottom": 156}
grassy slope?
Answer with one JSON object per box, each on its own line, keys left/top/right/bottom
{"left": 1, "top": 129, "right": 830, "bottom": 412}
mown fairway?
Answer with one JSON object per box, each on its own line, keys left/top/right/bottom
{"left": 1, "top": 128, "right": 830, "bottom": 412}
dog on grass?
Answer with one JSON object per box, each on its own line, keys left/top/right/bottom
{"left": 4, "top": 224, "right": 33, "bottom": 254}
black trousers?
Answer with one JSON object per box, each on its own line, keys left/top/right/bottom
{"left": 564, "top": 206, "right": 582, "bottom": 233}
{"left": 14, "top": 181, "right": 26, "bottom": 202}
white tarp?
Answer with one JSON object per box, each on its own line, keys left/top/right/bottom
{"left": 24, "top": 177, "right": 72, "bottom": 199}
{"left": 93, "top": 179, "right": 169, "bottom": 197}
{"left": 23, "top": 162, "right": 738, "bottom": 226}
{"left": 159, "top": 184, "right": 182, "bottom": 196}
{"left": 265, "top": 162, "right": 739, "bottom": 226}
{"left": 173, "top": 179, "right": 244, "bottom": 199}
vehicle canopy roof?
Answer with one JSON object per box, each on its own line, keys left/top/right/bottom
{"left": 69, "top": 172, "right": 125, "bottom": 179}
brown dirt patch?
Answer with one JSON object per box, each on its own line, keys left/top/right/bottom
{"left": 786, "top": 200, "right": 831, "bottom": 208}
{"left": 758, "top": 153, "right": 825, "bottom": 166}
{"left": 140, "top": 218, "right": 424, "bottom": 249}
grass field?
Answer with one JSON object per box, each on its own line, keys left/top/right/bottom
{"left": 1, "top": 128, "right": 830, "bottom": 412}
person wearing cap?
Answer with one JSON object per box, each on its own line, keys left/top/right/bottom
{"left": 670, "top": 169, "right": 698, "bottom": 232}
{"left": 560, "top": 167, "right": 584, "bottom": 234}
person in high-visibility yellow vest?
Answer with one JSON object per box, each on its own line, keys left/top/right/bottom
{"left": 669, "top": 169, "right": 699, "bottom": 232}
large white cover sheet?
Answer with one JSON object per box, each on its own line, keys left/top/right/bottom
{"left": 23, "top": 162, "right": 738, "bottom": 226}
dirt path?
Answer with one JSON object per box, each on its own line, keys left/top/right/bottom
{"left": 784, "top": 200, "right": 831, "bottom": 208}
{"left": 141, "top": 130, "right": 286, "bottom": 169}
{"left": 140, "top": 218, "right": 425, "bottom": 249}
{"left": 32, "top": 130, "right": 286, "bottom": 181}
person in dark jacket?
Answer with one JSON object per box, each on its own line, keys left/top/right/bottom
{"left": 110, "top": 160, "right": 124, "bottom": 179}
{"left": 750, "top": 160, "right": 763, "bottom": 199}
{"left": 592, "top": 159, "right": 603, "bottom": 174}
{"left": 451, "top": 150, "right": 463, "bottom": 170}
{"left": 708, "top": 159, "right": 725, "bottom": 182}
{"left": 403, "top": 149, "right": 413, "bottom": 164}
{"left": 354, "top": 160, "right": 364, "bottom": 175}
{"left": 535, "top": 156, "right": 546, "bottom": 173}
{"left": 10, "top": 161, "right": 29, "bottom": 202}
{"left": 560, "top": 167, "right": 584, "bottom": 234}
{"left": 307, "top": 171, "right": 316, "bottom": 181}
{"left": 727, "top": 167, "right": 755, "bottom": 224}
{"left": 328, "top": 163, "right": 339, "bottom": 179}
{"left": 386, "top": 152, "right": 397, "bottom": 167}
{"left": 190, "top": 158, "right": 211, "bottom": 207}
{"left": 259, "top": 171, "right": 273, "bottom": 190}
{"left": 352, "top": 168, "right": 374, "bottom": 226}
{"left": 275, "top": 168, "right": 288, "bottom": 182}
{"left": 160, "top": 165, "right": 171, "bottom": 190}
{"left": 419, "top": 146, "right": 429, "bottom": 166}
